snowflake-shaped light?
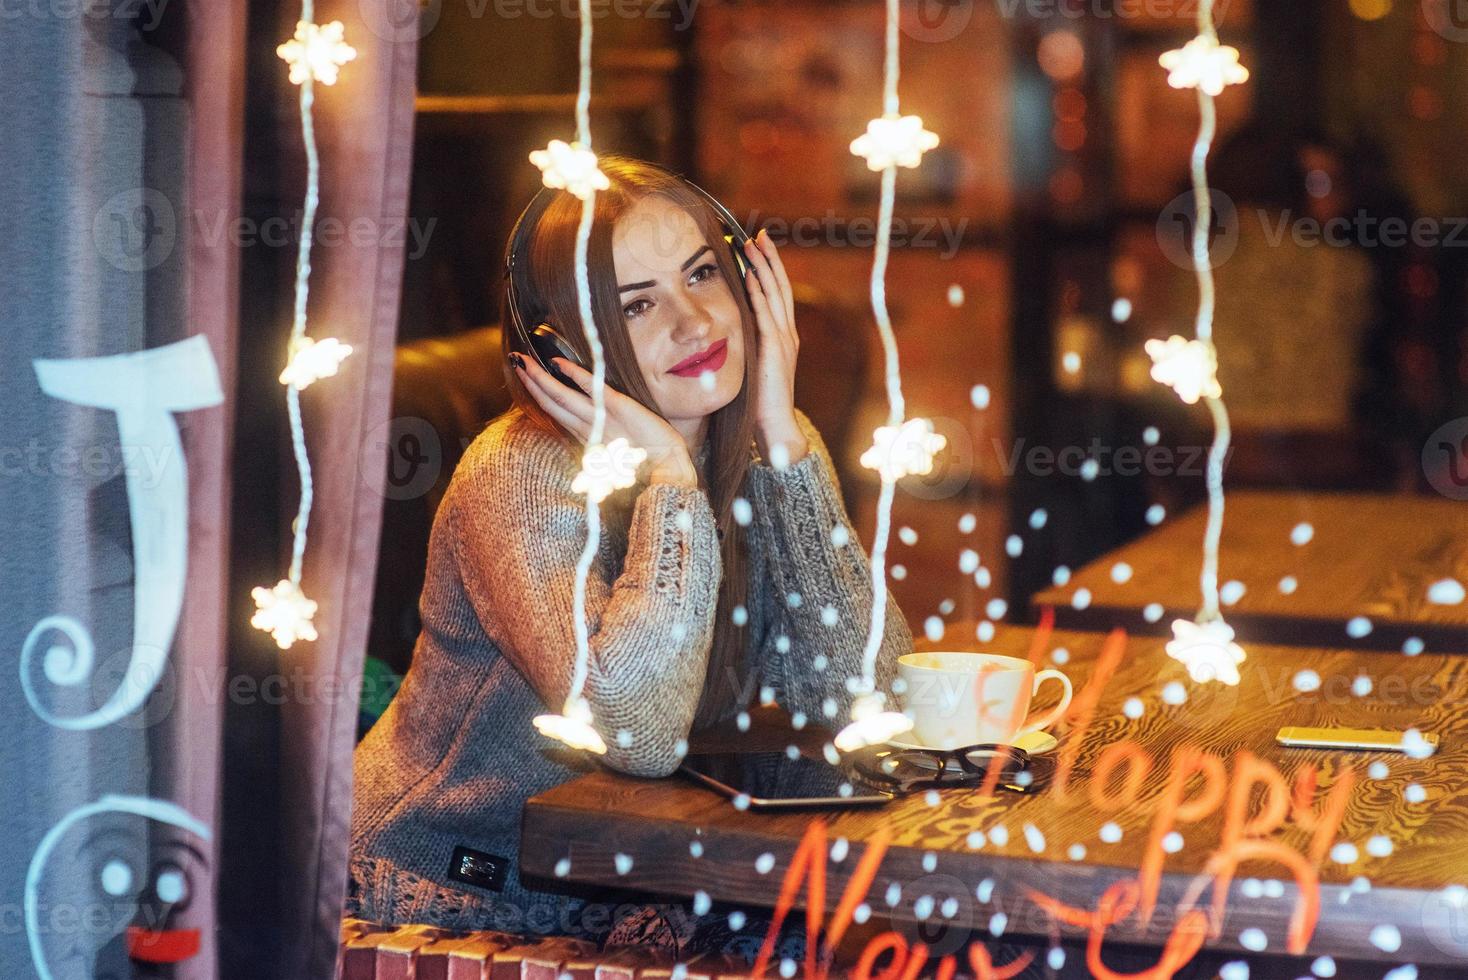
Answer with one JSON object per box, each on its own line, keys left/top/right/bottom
{"left": 571, "top": 438, "right": 648, "bottom": 503}
{"left": 1145, "top": 335, "right": 1222, "bottom": 405}
{"left": 530, "top": 140, "right": 611, "bottom": 201}
{"left": 1165, "top": 618, "right": 1246, "bottom": 686}
{"left": 1159, "top": 35, "right": 1249, "bottom": 97}
{"left": 279, "top": 336, "right": 354, "bottom": 390}
{"left": 533, "top": 696, "right": 608, "bottom": 754}
{"left": 277, "top": 20, "right": 357, "bottom": 87}
{"left": 860, "top": 418, "right": 947, "bottom": 483}
{"left": 834, "top": 692, "right": 914, "bottom": 753}
{"left": 850, "top": 114, "right": 941, "bottom": 172}
{"left": 251, "top": 579, "right": 319, "bottom": 650}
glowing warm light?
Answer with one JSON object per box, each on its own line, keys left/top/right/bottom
{"left": 250, "top": 579, "right": 319, "bottom": 650}
{"left": 1165, "top": 618, "right": 1246, "bottom": 686}
{"left": 530, "top": 140, "right": 611, "bottom": 201}
{"left": 1159, "top": 36, "right": 1249, "bottom": 97}
{"left": 860, "top": 418, "right": 947, "bottom": 482}
{"left": 279, "top": 336, "right": 353, "bottom": 389}
{"left": 1145, "top": 335, "right": 1222, "bottom": 404}
{"left": 849, "top": 114, "right": 940, "bottom": 172}
{"left": 533, "top": 697, "right": 608, "bottom": 755}
{"left": 277, "top": 20, "right": 357, "bottom": 86}
{"left": 834, "top": 692, "right": 913, "bottom": 753}
{"left": 571, "top": 438, "right": 647, "bottom": 503}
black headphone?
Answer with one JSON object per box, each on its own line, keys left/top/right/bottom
{"left": 502, "top": 166, "right": 755, "bottom": 393}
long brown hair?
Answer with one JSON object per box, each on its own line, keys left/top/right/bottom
{"left": 499, "top": 155, "right": 758, "bottom": 728}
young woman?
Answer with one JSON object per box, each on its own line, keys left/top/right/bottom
{"left": 347, "top": 156, "right": 911, "bottom": 951}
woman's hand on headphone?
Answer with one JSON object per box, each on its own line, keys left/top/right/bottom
{"left": 513, "top": 352, "right": 699, "bottom": 488}
{"left": 741, "top": 229, "right": 809, "bottom": 465}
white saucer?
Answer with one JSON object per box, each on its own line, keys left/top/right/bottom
{"left": 885, "top": 729, "right": 1059, "bottom": 757}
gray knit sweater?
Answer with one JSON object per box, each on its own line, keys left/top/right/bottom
{"left": 347, "top": 406, "right": 910, "bottom": 934}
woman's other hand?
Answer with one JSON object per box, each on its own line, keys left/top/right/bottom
{"left": 512, "top": 352, "right": 699, "bottom": 487}
{"left": 741, "top": 228, "right": 809, "bottom": 466}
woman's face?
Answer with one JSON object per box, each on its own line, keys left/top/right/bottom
{"left": 611, "top": 194, "right": 746, "bottom": 425}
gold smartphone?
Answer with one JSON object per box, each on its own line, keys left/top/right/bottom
{"left": 1276, "top": 726, "right": 1439, "bottom": 753}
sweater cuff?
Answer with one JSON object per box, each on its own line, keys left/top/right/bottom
{"left": 626, "top": 482, "right": 722, "bottom": 601}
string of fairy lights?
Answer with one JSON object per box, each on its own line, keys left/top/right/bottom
{"left": 1146, "top": 0, "right": 1250, "bottom": 686}
{"left": 250, "top": 6, "right": 358, "bottom": 650}
{"left": 832, "top": 0, "right": 946, "bottom": 752}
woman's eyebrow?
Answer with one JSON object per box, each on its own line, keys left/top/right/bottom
{"left": 617, "top": 245, "right": 712, "bottom": 293}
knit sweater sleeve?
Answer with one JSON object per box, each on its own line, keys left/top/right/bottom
{"left": 449, "top": 422, "right": 723, "bottom": 777}
{"left": 744, "top": 409, "right": 911, "bottom": 726}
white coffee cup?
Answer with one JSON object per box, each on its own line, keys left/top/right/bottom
{"left": 896, "top": 651, "right": 1074, "bottom": 751}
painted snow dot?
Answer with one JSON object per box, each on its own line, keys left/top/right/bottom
{"left": 1072, "top": 588, "right": 1092, "bottom": 610}
{"left": 1162, "top": 831, "right": 1183, "bottom": 853}
{"left": 614, "top": 853, "right": 634, "bottom": 875}
{"left": 922, "top": 852, "right": 937, "bottom": 872}
{"left": 693, "top": 891, "right": 711, "bottom": 914}
{"left": 913, "top": 895, "right": 934, "bottom": 920}
{"left": 939, "top": 598, "right": 956, "bottom": 615}
{"left": 786, "top": 592, "right": 803, "bottom": 608}
{"left": 1428, "top": 578, "right": 1465, "bottom": 605}
{"left": 1024, "top": 823, "right": 1046, "bottom": 853}
{"left": 100, "top": 859, "right": 132, "bottom": 897}
{"left": 1220, "top": 580, "right": 1245, "bottom": 605}
{"left": 1368, "top": 761, "right": 1388, "bottom": 779}
{"left": 820, "top": 605, "right": 839, "bottom": 626}
{"left": 948, "top": 283, "right": 966, "bottom": 307}
{"left": 970, "top": 383, "right": 990, "bottom": 409}
{"left": 1030, "top": 508, "right": 1048, "bottom": 530}
{"left": 1311, "top": 955, "right": 1336, "bottom": 977}
{"left": 976, "top": 879, "right": 995, "bottom": 903}
{"left": 1080, "top": 458, "right": 1100, "bottom": 481}
{"left": 1369, "top": 924, "right": 1401, "bottom": 953}
{"left": 1111, "top": 562, "right": 1134, "bottom": 584}
{"left": 830, "top": 525, "right": 850, "bottom": 547}
{"left": 1113, "top": 298, "right": 1134, "bottom": 322}
{"left": 1346, "top": 616, "right": 1372, "bottom": 638}
{"left": 966, "top": 830, "right": 986, "bottom": 849}
{"left": 1051, "top": 647, "right": 1070, "bottom": 665}
{"left": 676, "top": 509, "right": 694, "bottom": 532}
{"left": 1144, "top": 603, "right": 1165, "bottom": 623}
{"left": 1006, "top": 534, "right": 1023, "bottom": 557}
{"left": 1330, "top": 842, "right": 1358, "bottom": 864}
{"left": 1123, "top": 697, "right": 1144, "bottom": 719}
{"left": 1049, "top": 947, "right": 1067, "bottom": 970}
{"left": 1293, "top": 670, "right": 1321, "bottom": 693}
{"left": 689, "top": 841, "right": 703, "bottom": 857}
{"left": 959, "top": 512, "right": 977, "bottom": 533}
{"left": 1404, "top": 729, "right": 1436, "bottom": 758}
{"left": 727, "top": 910, "right": 745, "bottom": 930}
{"left": 988, "top": 825, "right": 1009, "bottom": 846}
{"left": 732, "top": 605, "right": 748, "bottom": 626}
{"left": 1052, "top": 565, "right": 1071, "bottom": 586}
{"left": 885, "top": 882, "right": 902, "bottom": 906}
{"left": 779, "top": 958, "right": 796, "bottom": 978}
{"left": 1352, "top": 675, "right": 1372, "bottom": 697}
{"left": 853, "top": 904, "right": 870, "bottom": 924}
{"left": 1291, "top": 522, "right": 1314, "bottom": 545}
{"left": 989, "top": 912, "right": 1008, "bottom": 936}
{"left": 976, "top": 567, "right": 992, "bottom": 588}
{"left": 960, "top": 549, "right": 980, "bottom": 574}
{"left": 736, "top": 712, "right": 750, "bottom": 732}
{"left": 829, "top": 838, "right": 849, "bottom": 863}
{"left": 977, "top": 621, "right": 996, "bottom": 642}
{"left": 1403, "top": 637, "right": 1425, "bottom": 656}
{"left": 1241, "top": 879, "right": 1263, "bottom": 898}
{"left": 1100, "top": 822, "right": 1122, "bottom": 844}
{"left": 733, "top": 497, "right": 752, "bottom": 526}
{"left": 898, "top": 525, "right": 918, "bottom": 546}
{"left": 1142, "top": 425, "right": 1159, "bottom": 445}
{"left": 1146, "top": 504, "right": 1166, "bottom": 525}
{"left": 1406, "top": 783, "right": 1427, "bottom": 803}
{"left": 941, "top": 896, "right": 959, "bottom": 918}
{"left": 1239, "top": 928, "right": 1267, "bottom": 952}
{"left": 1383, "top": 967, "right": 1416, "bottom": 980}
{"left": 554, "top": 858, "right": 571, "bottom": 878}
{"left": 1221, "top": 962, "right": 1250, "bottom": 980}
{"left": 1279, "top": 575, "right": 1298, "bottom": 594}
{"left": 987, "top": 598, "right": 1008, "bottom": 620}
{"left": 924, "top": 616, "right": 945, "bottom": 642}
{"left": 1161, "top": 681, "right": 1187, "bottom": 705}
{"left": 755, "top": 853, "right": 776, "bottom": 874}
{"left": 1366, "top": 836, "right": 1393, "bottom": 858}
{"left": 1068, "top": 843, "right": 1086, "bottom": 860}
{"left": 733, "top": 794, "right": 751, "bottom": 811}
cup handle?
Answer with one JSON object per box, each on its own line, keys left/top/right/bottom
{"left": 1018, "top": 669, "right": 1073, "bottom": 736}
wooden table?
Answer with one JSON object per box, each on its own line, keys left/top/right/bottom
{"left": 522, "top": 626, "right": 1468, "bottom": 969}
{"left": 1031, "top": 492, "right": 1468, "bottom": 653}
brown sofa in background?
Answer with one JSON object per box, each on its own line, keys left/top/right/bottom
{"left": 366, "top": 283, "right": 871, "bottom": 682}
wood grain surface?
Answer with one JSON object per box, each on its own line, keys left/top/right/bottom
{"left": 1030, "top": 492, "right": 1468, "bottom": 652}
{"left": 521, "top": 625, "right": 1468, "bottom": 966}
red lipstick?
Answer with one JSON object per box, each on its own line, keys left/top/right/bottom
{"left": 127, "top": 926, "right": 201, "bottom": 963}
{"left": 668, "top": 339, "right": 729, "bottom": 378}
